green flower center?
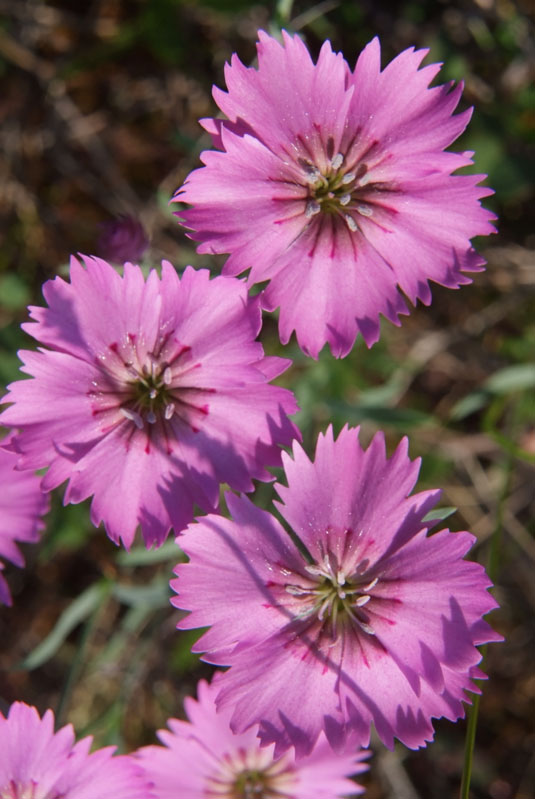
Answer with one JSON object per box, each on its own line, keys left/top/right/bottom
{"left": 233, "top": 769, "right": 271, "bottom": 798}
{"left": 207, "top": 750, "right": 295, "bottom": 799}
{"left": 299, "top": 145, "right": 373, "bottom": 233}
{"left": 128, "top": 361, "right": 174, "bottom": 424}
{"left": 286, "top": 551, "right": 378, "bottom": 639}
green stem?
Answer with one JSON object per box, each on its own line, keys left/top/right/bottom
{"left": 275, "top": 0, "right": 294, "bottom": 26}
{"left": 459, "top": 650, "right": 485, "bottom": 799}
{"left": 55, "top": 581, "right": 110, "bottom": 727}
{"left": 459, "top": 455, "right": 512, "bottom": 799}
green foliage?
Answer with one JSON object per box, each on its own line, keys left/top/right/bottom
{"left": 0, "top": 274, "right": 31, "bottom": 312}
{"left": 0, "top": 1, "right": 532, "bottom": 794}
{"left": 19, "top": 581, "right": 110, "bottom": 671}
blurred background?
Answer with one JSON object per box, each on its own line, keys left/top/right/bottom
{"left": 0, "top": 1, "right": 533, "bottom": 797}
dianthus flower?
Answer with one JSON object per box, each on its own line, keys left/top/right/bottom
{"left": 0, "top": 702, "right": 152, "bottom": 799}
{"left": 136, "top": 678, "right": 368, "bottom": 798}
{"left": 172, "top": 426, "right": 502, "bottom": 757}
{"left": 97, "top": 215, "right": 149, "bottom": 264}
{"left": 0, "top": 256, "right": 299, "bottom": 548}
{"left": 174, "top": 31, "right": 495, "bottom": 358}
{"left": 0, "top": 434, "right": 48, "bottom": 606}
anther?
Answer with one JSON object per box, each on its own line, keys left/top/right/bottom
{"left": 120, "top": 407, "right": 144, "bottom": 429}
{"left": 305, "top": 564, "right": 324, "bottom": 577}
{"left": 149, "top": 388, "right": 157, "bottom": 399}
{"left": 318, "top": 596, "right": 333, "bottom": 621}
{"left": 163, "top": 367, "right": 172, "bottom": 385}
{"left": 305, "top": 200, "right": 321, "bottom": 218}
{"left": 164, "top": 403, "right": 175, "bottom": 420}
{"left": 146, "top": 410, "right": 157, "bottom": 424}
{"left": 339, "top": 194, "right": 351, "bottom": 206}
{"left": 331, "top": 152, "right": 344, "bottom": 170}
{"left": 361, "top": 577, "right": 379, "bottom": 592}
{"left": 285, "top": 585, "right": 313, "bottom": 596}
{"left": 346, "top": 606, "right": 375, "bottom": 635}
{"left": 355, "top": 595, "right": 371, "bottom": 607}
{"left": 357, "top": 205, "right": 373, "bottom": 217}
{"left": 303, "top": 171, "right": 322, "bottom": 186}
{"left": 358, "top": 620, "right": 375, "bottom": 635}
{"left": 344, "top": 214, "right": 358, "bottom": 232}
{"left": 299, "top": 158, "right": 322, "bottom": 182}
{"left": 341, "top": 172, "right": 356, "bottom": 185}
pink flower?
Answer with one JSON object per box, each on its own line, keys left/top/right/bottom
{"left": 1, "top": 256, "right": 299, "bottom": 548}
{"left": 0, "top": 702, "right": 152, "bottom": 799}
{"left": 174, "top": 31, "right": 496, "bottom": 358}
{"left": 0, "top": 434, "right": 48, "bottom": 606}
{"left": 97, "top": 215, "right": 149, "bottom": 264}
{"left": 172, "top": 426, "right": 502, "bottom": 757}
{"left": 135, "top": 678, "right": 368, "bottom": 797}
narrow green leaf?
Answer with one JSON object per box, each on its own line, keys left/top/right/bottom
{"left": 112, "top": 578, "right": 170, "bottom": 609}
{"left": 19, "top": 581, "right": 108, "bottom": 670}
{"left": 116, "top": 539, "right": 185, "bottom": 567}
{"left": 484, "top": 364, "right": 535, "bottom": 394}
{"left": 450, "top": 391, "right": 490, "bottom": 421}
{"left": 422, "top": 506, "right": 457, "bottom": 524}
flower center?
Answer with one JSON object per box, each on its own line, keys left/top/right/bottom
{"left": 298, "top": 135, "right": 378, "bottom": 234}
{"left": 285, "top": 550, "right": 378, "bottom": 639}
{"left": 206, "top": 749, "right": 295, "bottom": 799}
{"left": 301, "top": 162, "right": 372, "bottom": 233}
{"left": 123, "top": 356, "right": 176, "bottom": 427}
{"left": 0, "top": 782, "right": 58, "bottom": 799}
{"left": 89, "top": 332, "right": 212, "bottom": 444}
{"left": 233, "top": 769, "right": 275, "bottom": 798}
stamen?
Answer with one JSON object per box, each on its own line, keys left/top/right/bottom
{"left": 318, "top": 595, "right": 333, "bottom": 621}
{"left": 286, "top": 585, "right": 314, "bottom": 596}
{"left": 331, "top": 152, "right": 344, "bottom": 170}
{"left": 303, "top": 172, "right": 322, "bottom": 186}
{"left": 299, "top": 158, "right": 322, "bottom": 183}
{"left": 355, "top": 594, "right": 371, "bottom": 607}
{"left": 361, "top": 577, "right": 379, "bottom": 592}
{"left": 344, "top": 214, "right": 358, "bottom": 232}
{"left": 305, "top": 564, "right": 325, "bottom": 577}
{"left": 357, "top": 619, "right": 375, "bottom": 635}
{"left": 357, "top": 205, "right": 373, "bottom": 217}
{"left": 163, "top": 366, "right": 172, "bottom": 385}
{"left": 305, "top": 200, "right": 321, "bottom": 218}
{"left": 149, "top": 388, "right": 157, "bottom": 399}
{"left": 120, "top": 407, "right": 144, "bottom": 429}
{"left": 339, "top": 193, "right": 351, "bottom": 206}
{"left": 346, "top": 606, "right": 375, "bottom": 635}
{"left": 164, "top": 403, "right": 175, "bottom": 420}
{"left": 341, "top": 172, "right": 356, "bottom": 185}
